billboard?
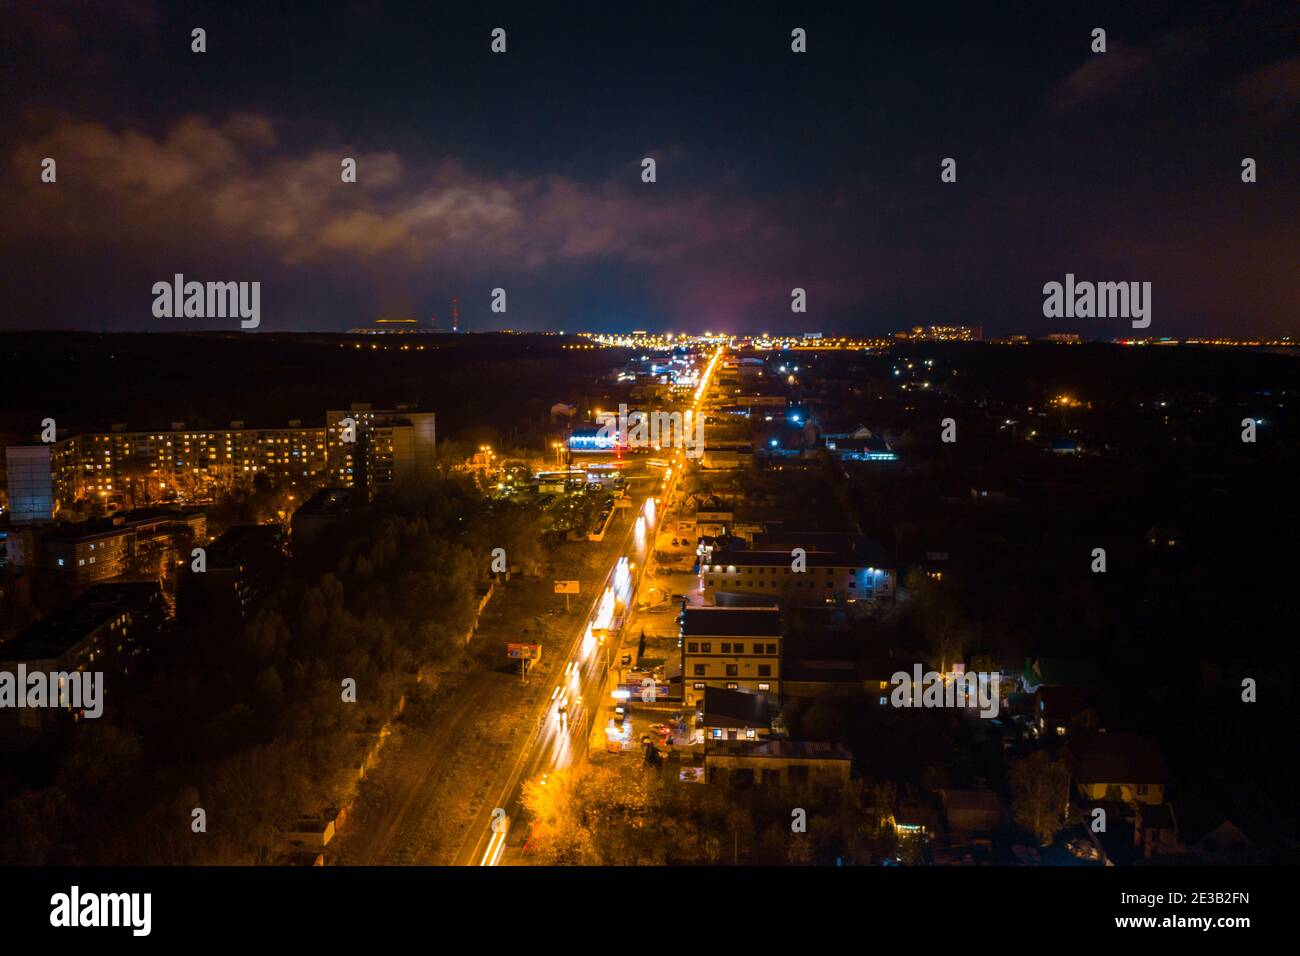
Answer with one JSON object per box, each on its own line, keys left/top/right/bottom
{"left": 553, "top": 580, "right": 580, "bottom": 594}
{"left": 507, "top": 643, "right": 542, "bottom": 661}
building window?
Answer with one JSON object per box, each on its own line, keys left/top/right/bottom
{"left": 711, "top": 728, "right": 723, "bottom": 739}
{"left": 693, "top": 665, "right": 705, "bottom": 676}
{"left": 726, "top": 682, "right": 738, "bottom": 690}
{"left": 745, "top": 728, "right": 756, "bottom": 739}
{"left": 757, "top": 682, "right": 771, "bottom": 691}
{"left": 687, "top": 642, "right": 699, "bottom": 653}
{"left": 693, "top": 682, "right": 705, "bottom": 690}
{"left": 701, "top": 642, "right": 711, "bottom": 653}
{"left": 766, "top": 644, "right": 777, "bottom": 654}
{"left": 721, "top": 642, "right": 731, "bottom": 653}
{"left": 726, "top": 664, "right": 738, "bottom": 677}
{"left": 758, "top": 664, "right": 771, "bottom": 677}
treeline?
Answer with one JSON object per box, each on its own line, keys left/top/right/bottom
{"left": 522, "top": 761, "right": 899, "bottom": 865}
{"left": 0, "top": 479, "right": 546, "bottom": 864}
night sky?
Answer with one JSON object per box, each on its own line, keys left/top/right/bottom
{"left": 2, "top": 0, "right": 1296, "bottom": 336}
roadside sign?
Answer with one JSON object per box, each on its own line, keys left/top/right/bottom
{"left": 553, "top": 580, "right": 580, "bottom": 594}
{"left": 507, "top": 643, "right": 542, "bottom": 661}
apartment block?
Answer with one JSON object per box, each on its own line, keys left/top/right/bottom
{"left": 325, "top": 404, "right": 436, "bottom": 493}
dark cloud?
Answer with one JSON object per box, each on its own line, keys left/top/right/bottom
{"left": 0, "top": 1, "right": 1295, "bottom": 336}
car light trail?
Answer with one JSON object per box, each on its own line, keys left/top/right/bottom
{"left": 473, "top": 344, "right": 725, "bottom": 866}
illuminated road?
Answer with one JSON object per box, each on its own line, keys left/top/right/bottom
{"left": 456, "top": 346, "right": 724, "bottom": 866}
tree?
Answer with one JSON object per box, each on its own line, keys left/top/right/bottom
{"left": 521, "top": 767, "right": 597, "bottom": 864}
{"left": 906, "top": 567, "right": 972, "bottom": 673}
{"left": 1009, "top": 750, "right": 1069, "bottom": 846}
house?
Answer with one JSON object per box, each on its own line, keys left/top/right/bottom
{"left": 1183, "top": 818, "right": 1259, "bottom": 864}
{"left": 693, "top": 500, "right": 733, "bottom": 538}
{"left": 1063, "top": 733, "right": 1167, "bottom": 806}
{"left": 1034, "top": 685, "right": 1097, "bottom": 737}
{"left": 699, "top": 686, "right": 773, "bottom": 743}
{"left": 1134, "top": 802, "right": 1181, "bottom": 861}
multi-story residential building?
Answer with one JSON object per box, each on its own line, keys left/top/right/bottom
{"left": 700, "top": 548, "right": 896, "bottom": 604}
{"left": 325, "top": 404, "right": 437, "bottom": 493}
{"left": 681, "top": 606, "right": 783, "bottom": 707}
{"left": 4, "top": 402, "right": 434, "bottom": 517}
{"left": 290, "top": 487, "right": 356, "bottom": 551}
{"left": 5, "top": 425, "right": 327, "bottom": 518}
{"left": 61, "top": 423, "right": 330, "bottom": 505}
{"left": 38, "top": 508, "right": 206, "bottom": 589}
{"left": 199, "top": 523, "right": 286, "bottom": 618}
{"left": 0, "top": 581, "right": 164, "bottom": 727}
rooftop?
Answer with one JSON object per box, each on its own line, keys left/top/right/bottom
{"left": 1063, "top": 732, "right": 1168, "bottom": 785}
{"left": 0, "top": 582, "right": 161, "bottom": 664}
{"left": 706, "top": 740, "right": 850, "bottom": 760}
{"left": 681, "top": 606, "right": 783, "bottom": 638}
{"left": 704, "top": 548, "right": 891, "bottom": 570}
{"left": 700, "top": 686, "right": 773, "bottom": 726}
